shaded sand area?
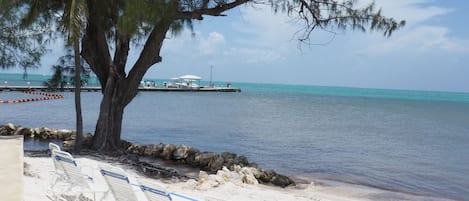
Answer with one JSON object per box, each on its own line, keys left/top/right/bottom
{"left": 22, "top": 153, "right": 450, "bottom": 201}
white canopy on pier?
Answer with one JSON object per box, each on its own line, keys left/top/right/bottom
{"left": 179, "top": 75, "right": 202, "bottom": 80}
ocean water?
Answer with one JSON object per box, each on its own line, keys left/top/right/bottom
{"left": 2, "top": 74, "right": 469, "bottom": 200}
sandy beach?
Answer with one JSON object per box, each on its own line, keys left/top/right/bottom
{"left": 22, "top": 153, "right": 445, "bottom": 201}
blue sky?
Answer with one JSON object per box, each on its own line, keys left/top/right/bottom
{"left": 7, "top": 0, "right": 469, "bottom": 92}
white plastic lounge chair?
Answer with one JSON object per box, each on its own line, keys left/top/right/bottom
{"left": 49, "top": 142, "right": 61, "bottom": 169}
{"left": 139, "top": 179, "right": 199, "bottom": 201}
{"left": 51, "top": 150, "right": 100, "bottom": 201}
{"left": 49, "top": 143, "right": 67, "bottom": 189}
{"left": 49, "top": 142, "right": 61, "bottom": 152}
{"left": 138, "top": 179, "right": 171, "bottom": 201}
{"left": 169, "top": 192, "right": 200, "bottom": 201}
{"left": 99, "top": 165, "right": 139, "bottom": 201}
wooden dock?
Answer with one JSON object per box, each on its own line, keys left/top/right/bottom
{"left": 0, "top": 86, "right": 241, "bottom": 92}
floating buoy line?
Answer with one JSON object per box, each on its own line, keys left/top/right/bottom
{"left": 0, "top": 91, "right": 64, "bottom": 104}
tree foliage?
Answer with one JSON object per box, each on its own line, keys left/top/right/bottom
{"left": 44, "top": 49, "right": 91, "bottom": 91}
{"left": 0, "top": 0, "right": 49, "bottom": 71}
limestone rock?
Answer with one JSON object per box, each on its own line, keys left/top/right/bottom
{"left": 185, "top": 148, "right": 200, "bottom": 165}
{"left": 0, "top": 123, "right": 16, "bottom": 136}
{"left": 207, "top": 155, "right": 224, "bottom": 173}
{"left": 56, "top": 129, "right": 73, "bottom": 140}
{"left": 194, "top": 152, "right": 217, "bottom": 168}
{"left": 239, "top": 167, "right": 259, "bottom": 185}
{"left": 126, "top": 144, "right": 143, "bottom": 155}
{"left": 173, "top": 145, "right": 190, "bottom": 160}
{"left": 235, "top": 155, "right": 249, "bottom": 166}
{"left": 257, "top": 170, "right": 276, "bottom": 183}
{"left": 270, "top": 174, "right": 295, "bottom": 187}
{"left": 63, "top": 140, "right": 74, "bottom": 147}
{"left": 143, "top": 143, "right": 164, "bottom": 157}
{"left": 160, "top": 144, "right": 176, "bottom": 160}
{"left": 13, "top": 127, "right": 32, "bottom": 136}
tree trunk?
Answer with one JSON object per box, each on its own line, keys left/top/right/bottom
{"left": 73, "top": 37, "right": 83, "bottom": 153}
{"left": 90, "top": 72, "right": 127, "bottom": 151}
{"left": 82, "top": 4, "right": 171, "bottom": 151}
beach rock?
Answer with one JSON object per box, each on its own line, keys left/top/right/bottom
{"left": 56, "top": 129, "right": 73, "bottom": 140}
{"left": 0, "top": 123, "right": 16, "bottom": 135}
{"left": 120, "top": 140, "right": 133, "bottom": 150}
{"left": 207, "top": 155, "right": 225, "bottom": 172}
{"left": 63, "top": 140, "right": 74, "bottom": 147}
{"left": 239, "top": 167, "right": 259, "bottom": 185}
{"left": 173, "top": 145, "right": 191, "bottom": 160}
{"left": 6, "top": 123, "right": 17, "bottom": 131}
{"left": 257, "top": 170, "right": 276, "bottom": 183}
{"left": 221, "top": 152, "right": 237, "bottom": 168}
{"left": 160, "top": 144, "right": 176, "bottom": 160}
{"left": 270, "top": 174, "right": 295, "bottom": 187}
{"left": 143, "top": 144, "right": 164, "bottom": 157}
{"left": 33, "top": 128, "right": 41, "bottom": 138}
{"left": 194, "top": 152, "right": 217, "bottom": 167}
{"left": 13, "top": 127, "right": 32, "bottom": 136}
{"left": 184, "top": 147, "right": 200, "bottom": 165}
{"left": 196, "top": 171, "right": 222, "bottom": 190}
{"left": 216, "top": 167, "right": 239, "bottom": 185}
{"left": 38, "top": 127, "right": 54, "bottom": 140}
{"left": 221, "top": 152, "right": 237, "bottom": 161}
{"left": 236, "top": 155, "right": 249, "bottom": 166}
{"left": 126, "top": 144, "right": 143, "bottom": 155}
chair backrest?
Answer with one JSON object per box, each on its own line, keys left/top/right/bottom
{"left": 49, "top": 142, "right": 61, "bottom": 152}
{"left": 138, "top": 179, "right": 171, "bottom": 201}
{"left": 49, "top": 143, "right": 61, "bottom": 170}
{"left": 52, "top": 150, "right": 89, "bottom": 187}
{"left": 99, "top": 165, "right": 138, "bottom": 201}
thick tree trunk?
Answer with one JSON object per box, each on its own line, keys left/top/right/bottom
{"left": 91, "top": 71, "right": 127, "bottom": 151}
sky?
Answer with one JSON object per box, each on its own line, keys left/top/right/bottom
{"left": 6, "top": 0, "right": 469, "bottom": 92}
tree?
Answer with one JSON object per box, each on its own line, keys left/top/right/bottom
{"left": 16, "top": 0, "right": 404, "bottom": 152}
{"left": 59, "top": 0, "right": 88, "bottom": 152}
{"left": 44, "top": 50, "right": 91, "bottom": 91}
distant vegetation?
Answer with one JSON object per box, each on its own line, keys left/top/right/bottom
{"left": 44, "top": 49, "right": 91, "bottom": 91}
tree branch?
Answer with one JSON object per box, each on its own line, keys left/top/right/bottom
{"left": 176, "top": 0, "right": 251, "bottom": 20}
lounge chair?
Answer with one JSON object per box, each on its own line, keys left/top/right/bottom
{"left": 138, "top": 179, "right": 171, "bottom": 201}
{"left": 49, "top": 142, "right": 61, "bottom": 152}
{"left": 49, "top": 143, "right": 67, "bottom": 189}
{"left": 99, "top": 165, "right": 139, "bottom": 201}
{"left": 50, "top": 149, "right": 101, "bottom": 201}
{"left": 138, "top": 179, "right": 199, "bottom": 201}
{"left": 49, "top": 142, "right": 61, "bottom": 169}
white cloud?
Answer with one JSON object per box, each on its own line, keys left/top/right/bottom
{"left": 162, "top": 31, "right": 226, "bottom": 56}
{"left": 365, "top": 26, "right": 469, "bottom": 54}
{"left": 223, "top": 5, "right": 304, "bottom": 65}
{"left": 374, "top": 0, "right": 452, "bottom": 26}
{"left": 358, "top": 0, "right": 468, "bottom": 54}
{"left": 226, "top": 47, "right": 286, "bottom": 64}
{"left": 208, "top": 32, "right": 225, "bottom": 43}
{"left": 197, "top": 32, "right": 226, "bottom": 54}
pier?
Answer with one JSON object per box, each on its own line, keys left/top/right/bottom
{"left": 0, "top": 85, "right": 241, "bottom": 92}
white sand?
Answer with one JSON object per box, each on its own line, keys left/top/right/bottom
{"left": 23, "top": 155, "right": 443, "bottom": 201}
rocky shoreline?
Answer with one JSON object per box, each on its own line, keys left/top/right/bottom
{"left": 1, "top": 123, "right": 295, "bottom": 187}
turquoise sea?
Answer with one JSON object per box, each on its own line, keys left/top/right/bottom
{"left": 2, "top": 73, "right": 469, "bottom": 200}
